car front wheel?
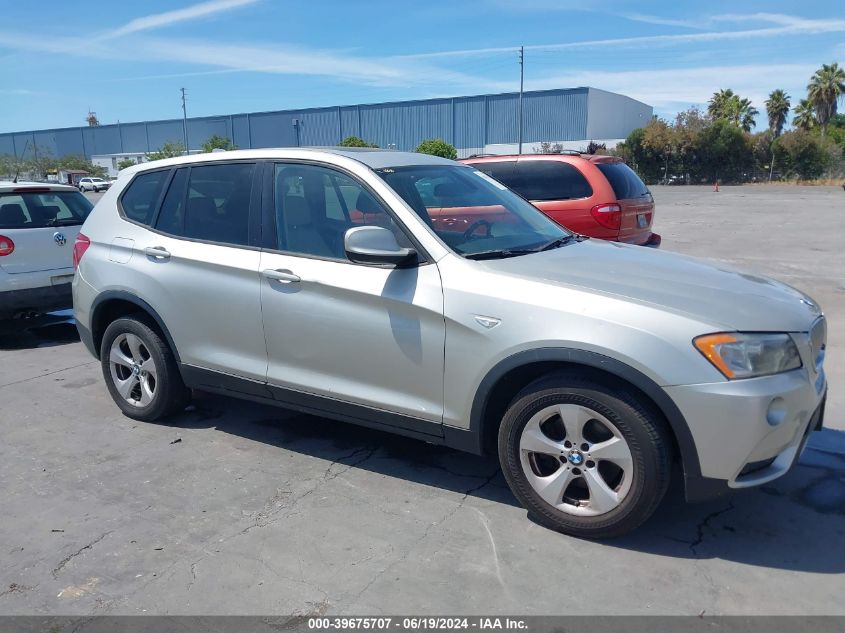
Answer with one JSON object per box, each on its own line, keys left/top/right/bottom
{"left": 100, "top": 315, "right": 190, "bottom": 422}
{"left": 498, "top": 373, "right": 672, "bottom": 539}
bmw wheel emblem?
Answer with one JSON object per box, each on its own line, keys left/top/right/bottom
{"left": 567, "top": 450, "right": 585, "bottom": 465}
{"left": 54, "top": 232, "right": 67, "bottom": 246}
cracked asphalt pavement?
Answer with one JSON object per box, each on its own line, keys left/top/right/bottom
{"left": 1, "top": 185, "right": 844, "bottom": 615}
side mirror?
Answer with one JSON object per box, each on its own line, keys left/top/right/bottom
{"left": 344, "top": 226, "right": 417, "bottom": 267}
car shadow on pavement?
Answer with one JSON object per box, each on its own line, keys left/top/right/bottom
{"left": 0, "top": 311, "right": 79, "bottom": 350}
{"left": 168, "top": 392, "right": 845, "bottom": 574}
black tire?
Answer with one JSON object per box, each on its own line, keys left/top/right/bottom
{"left": 100, "top": 315, "right": 190, "bottom": 422}
{"left": 498, "top": 372, "right": 672, "bottom": 539}
{"left": 93, "top": 187, "right": 99, "bottom": 193}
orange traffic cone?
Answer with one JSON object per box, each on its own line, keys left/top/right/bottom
{"left": 714, "top": 180, "right": 720, "bottom": 192}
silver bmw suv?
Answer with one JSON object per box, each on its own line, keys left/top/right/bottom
{"left": 73, "top": 148, "right": 827, "bottom": 538}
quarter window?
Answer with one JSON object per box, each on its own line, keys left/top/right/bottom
{"left": 274, "top": 163, "right": 408, "bottom": 260}
{"left": 154, "top": 168, "right": 188, "bottom": 235}
{"left": 121, "top": 170, "right": 169, "bottom": 225}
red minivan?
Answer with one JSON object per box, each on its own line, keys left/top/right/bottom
{"left": 461, "top": 154, "right": 661, "bottom": 247}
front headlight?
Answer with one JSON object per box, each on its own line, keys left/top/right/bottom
{"left": 693, "top": 332, "right": 802, "bottom": 379}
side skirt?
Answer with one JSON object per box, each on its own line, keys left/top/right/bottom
{"left": 179, "top": 364, "right": 478, "bottom": 450}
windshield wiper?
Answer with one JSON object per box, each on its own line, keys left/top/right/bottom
{"left": 536, "top": 235, "right": 577, "bottom": 251}
{"left": 464, "top": 248, "right": 537, "bottom": 260}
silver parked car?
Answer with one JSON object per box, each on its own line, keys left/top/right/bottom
{"left": 72, "top": 149, "right": 827, "bottom": 538}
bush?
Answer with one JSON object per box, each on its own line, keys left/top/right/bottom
{"left": 774, "top": 130, "right": 838, "bottom": 180}
{"left": 117, "top": 158, "right": 137, "bottom": 171}
{"left": 415, "top": 138, "right": 457, "bottom": 160}
{"left": 200, "top": 135, "right": 236, "bottom": 153}
{"left": 338, "top": 136, "right": 378, "bottom": 148}
{"left": 147, "top": 142, "right": 185, "bottom": 161}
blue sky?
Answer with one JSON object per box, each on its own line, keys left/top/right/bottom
{"left": 0, "top": 0, "right": 842, "bottom": 132}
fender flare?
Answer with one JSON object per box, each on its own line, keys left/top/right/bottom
{"left": 89, "top": 290, "right": 181, "bottom": 363}
{"left": 469, "top": 347, "right": 703, "bottom": 481}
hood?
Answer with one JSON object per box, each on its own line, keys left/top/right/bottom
{"left": 479, "top": 239, "right": 821, "bottom": 332}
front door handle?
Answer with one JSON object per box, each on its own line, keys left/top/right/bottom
{"left": 261, "top": 268, "right": 301, "bottom": 283}
{"left": 144, "top": 246, "right": 171, "bottom": 260}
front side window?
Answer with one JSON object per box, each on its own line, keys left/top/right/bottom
{"left": 376, "top": 164, "right": 570, "bottom": 258}
{"left": 120, "top": 170, "right": 169, "bottom": 225}
{"left": 274, "top": 163, "right": 409, "bottom": 260}
{"left": 0, "top": 191, "right": 93, "bottom": 228}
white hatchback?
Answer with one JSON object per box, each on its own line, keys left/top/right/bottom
{"left": 0, "top": 182, "right": 94, "bottom": 319}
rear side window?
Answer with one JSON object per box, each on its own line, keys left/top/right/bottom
{"left": 182, "top": 163, "right": 255, "bottom": 246}
{"left": 509, "top": 161, "right": 593, "bottom": 201}
{"left": 596, "top": 162, "right": 649, "bottom": 200}
{"left": 0, "top": 191, "right": 93, "bottom": 228}
{"left": 121, "top": 171, "right": 169, "bottom": 225}
{"left": 474, "top": 161, "right": 517, "bottom": 189}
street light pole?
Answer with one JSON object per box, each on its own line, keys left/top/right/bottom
{"left": 518, "top": 45, "right": 524, "bottom": 155}
{"left": 181, "top": 87, "right": 189, "bottom": 155}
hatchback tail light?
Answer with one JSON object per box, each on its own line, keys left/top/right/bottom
{"left": 0, "top": 235, "right": 14, "bottom": 257}
{"left": 590, "top": 203, "right": 622, "bottom": 230}
{"left": 73, "top": 233, "right": 91, "bottom": 269}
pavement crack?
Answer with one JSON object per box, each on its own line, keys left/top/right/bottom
{"left": 689, "top": 502, "right": 735, "bottom": 556}
{"left": 52, "top": 531, "right": 113, "bottom": 579}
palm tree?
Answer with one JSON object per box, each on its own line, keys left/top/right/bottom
{"left": 708, "top": 88, "right": 757, "bottom": 131}
{"left": 807, "top": 62, "right": 845, "bottom": 135}
{"left": 793, "top": 98, "right": 817, "bottom": 131}
{"left": 765, "top": 89, "right": 791, "bottom": 137}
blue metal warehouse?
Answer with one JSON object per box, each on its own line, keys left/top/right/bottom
{"left": 0, "top": 87, "right": 651, "bottom": 161}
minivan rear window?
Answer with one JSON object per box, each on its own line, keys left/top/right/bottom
{"left": 596, "top": 162, "right": 650, "bottom": 199}
{"left": 0, "top": 191, "right": 93, "bottom": 229}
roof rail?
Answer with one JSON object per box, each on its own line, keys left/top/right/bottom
{"left": 466, "top": 153, "right": 498, "bottom": 158}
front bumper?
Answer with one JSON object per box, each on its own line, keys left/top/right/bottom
{"left": 666, "top": 366, "right": 827, "bottom": 498}
{"left": 0, "top": 283, "right": 73, "bottom": 318}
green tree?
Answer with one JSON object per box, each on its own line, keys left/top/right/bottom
{"left": 415, "top": 138, "right": 457, "bottom": 160}
{"left": 147, "top": 141, "right": 185, "bottom": 161}
{"left": 807, "top": 62, "right": 845, "bottom": 136}
{"left": 641, "top": 118, "right": 676, "bottom": 183}
{"left": 696, "top": 119, "right": 752, "bottom": 182}
{"left": 338, "top": 136, "right": 378, "bottom": 148}
{"left": 55, "top": 154, "right": 107, "bottom": 178}
{"left": 793, "top": 98, "right": 817, "bottom": 131}
{"left": 199, "top": 134, "right": 237, "bottom": 152}
{"left": 614, "top": 127, "right": 663, "bottom": 184}
{"left": 708, "top": 89, "right": 758, "bottom": 132}
{"left": 117, "top": 158, "right": 138, "bottom": 171}
{"left": 765, "top": 89, "right": 791, "bottom": 137}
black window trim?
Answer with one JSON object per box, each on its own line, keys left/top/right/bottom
{"left": 117, "top": 159, "right": 263, "bottom": 251}
{"left": 262, "top": 159, "right": 433, "bottom": 267}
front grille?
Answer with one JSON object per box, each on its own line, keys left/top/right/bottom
{"left": 810, "top": 317, "right": 827, "bottom": 373}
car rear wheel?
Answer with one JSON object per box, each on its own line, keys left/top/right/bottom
{"left": 100, "top": 315, "right": 190, "bottom": 422}
{"left": 498, "top": 373, "right": 671, "bottom": 539}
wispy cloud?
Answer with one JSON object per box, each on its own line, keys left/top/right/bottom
{"left": 398, "top": 14, "right": 845, "bottom": 59}
{"left": 619, "top": 13, "right": 705, "bottom": 30}
{"left": 103, "top": 0, "right": 260, "bottom": 39}
{"left": 520, "top": 63, "right": 819, "bottom": 110}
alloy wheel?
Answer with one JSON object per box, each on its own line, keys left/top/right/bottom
{"left": 519, "top": 403, "right": 634, "bottom": 516}
{"left": 108, "top": 333, "right": 158, "bottom": 407}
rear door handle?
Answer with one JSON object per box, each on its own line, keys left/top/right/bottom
{"left": 261, "top": 268, "right": 301, "bottom": 283}
{"left": 144, "top": 246, "right": 170, "bottom": 260}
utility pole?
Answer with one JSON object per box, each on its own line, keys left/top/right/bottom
{"left": 181, "top": 87, "right": 189, "bottom": 155}
{"left": 518, "top": 45, "right": 524, "bottom": 155}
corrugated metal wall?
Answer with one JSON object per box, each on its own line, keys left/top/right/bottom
{"left": 0, "top": 88, "right": 650, "bottom": 160}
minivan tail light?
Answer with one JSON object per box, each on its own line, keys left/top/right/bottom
{"left": 73, "top": 233, "right": 91, "bottom": 269}
{"left": 590, "top": 203, "right": 622, "bottom": 230}
{"left": 0, "top": 235, "right": 14, "bottom": 256}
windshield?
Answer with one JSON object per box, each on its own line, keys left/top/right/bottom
{"left": 375, "top": 164, "right": 570, "bottom": 257}
{"left": 0, "top": 191, "right": 94, "bottom": 228}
